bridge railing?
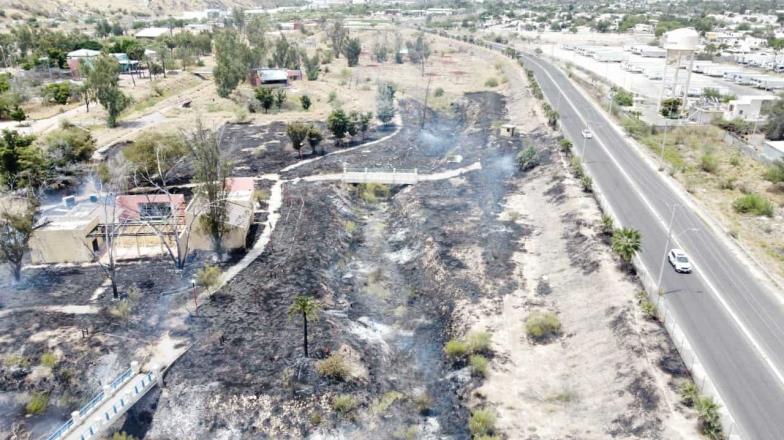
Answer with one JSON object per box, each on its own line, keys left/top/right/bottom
{"left": 44, "top": 362, "right": 143, "bottom": 440}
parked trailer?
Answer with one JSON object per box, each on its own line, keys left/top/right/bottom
{"left": 594, "top": 51, "right": 625, "bottom": 62}
{"left": 639, "top": 47, "right": 666, "bottom": 58}
{"left": 756, "top": 77, "right": 784, "bottom": 90}
{"left": 734, "top": 74, "right": 768, "bottom": 86}
{"left": 692, "top": 61, "right": 715, "bottom": 73}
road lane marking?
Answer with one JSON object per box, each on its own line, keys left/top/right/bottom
{"left": 520, "top": 53, "right": 784, "bottom": 392}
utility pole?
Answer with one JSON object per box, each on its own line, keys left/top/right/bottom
{"left": 656, "top": 204, "right": 678, "bottom": 302}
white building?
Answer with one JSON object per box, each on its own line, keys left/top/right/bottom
{"left": 724, "top": 95, "right": 778, "bottom": 122}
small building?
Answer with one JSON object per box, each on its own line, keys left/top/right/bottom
{"left": 29, "top": 197, "right": 106, "bottom": 264}
{"left": 724, "top": 95, "right": 777, "bottom": 122}
{"left": 763, "top": 141, "right": 784, "bottom": 162}
{"left": 112, "top": 53, "right": 140, "bottom": 73}
{"left": 632, "top": 23, "right": 654, "bottom": 34}
{"left": 66, "top": 49, "right": 100, "bottom": 77}
{"left": 112, "top": 194, "right": 186, "bottom": 260}
{"left": 135, "top": 27, "right": 171, "bottom": 39}
{"left": 183, "top": 178, "right": 255, "bottom": 252}
{"left": 248, "top": 68, "right": 289, "bottom": 87}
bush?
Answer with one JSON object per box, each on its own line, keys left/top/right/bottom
{"left": 763, "top": 159, "right": 784, "bottom": 184}
{"left": 26, "top": 392, "right": 49, "bottom": 414}
{"left": 612, "top": 88, "right": 633, "bottom": 107}
{"left": 444, "top": 339, "right": 469, "bottom": 359}
{"left": 679, "top": 381, "right": 699, "bottom": 407}
{"left": 469, "top": 408, "right": 497, "bottom": 437}
{"left": 41, "top": 125, "right": 97, "bottom": 167}
{"left": 40, "top": 352, "right": 57, "bottom": 368}
{"left": 699, "top": 153, "right": 719, "bottom": 173}
{"left": 113, "top": 433, "right": 139, "bottom": 440}
{"left": 465, "top": 331, "right": 492, "bottom": 354}
{"left": 359, "top": 183, "right": 390, "bottom": 203}
{"left": 196, "top": 264, "right": 222, "bottom": 288}
{"left": 434, "top": 87, "right": 444, "bottom": 97}
{"left": 4, "top": 354, "right": 30, "bottom": 368}
{"left": 315, "top": 354, "right": 350, "bottom": 381}
{"left": 696, "top": 396, "right": 723, "bottom": 439}
{"left": 732, "top": 193, "right": 774, "bottom": 217}
{"left": 621, "top": 116, "right": 651, "bottom": 139}
{"left": 469, "top": 354, "right": 489, "bottom": 377}
{"left": 600, "top": 214, "right": 614, "bottom": 235}
{"left": 525, "top": 311, "right": 562, "bottom": 341}
{"left": 332, "top": 394, "right": 358, "bottom": 417}
{"left": 485, "top": 78, "right": 498, "bottom": 87}
{"left": 570, "top": 156, "right": 584, "bottom": 178}
{"left": 516, "top": 146, "right": 538, "bottom": 171}
{"left": 42, "top": 82, "right": 72, "bottom": 105}
{"left": 559, "top": 138, "right": 573, "bottom": 153}
{"left": 580, "top": 175, "right": 593, "bottom": 192}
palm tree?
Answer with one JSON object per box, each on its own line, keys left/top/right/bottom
{"left": 611, "top": 227, "right": 642, "bottom": 263}
{"left": 288, "top": 295, "right": 320, "bottom": 357}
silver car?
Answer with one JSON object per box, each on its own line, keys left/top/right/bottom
{"left": 668, "top": 249, "right": 693, "bottom": 273}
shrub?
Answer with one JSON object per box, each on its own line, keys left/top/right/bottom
{"left": 315, "top": 354, "right": 350, "bottom": 381}
{"left": 434, "top": 87, "right": 444, "bottom": 97}
{"left": 4, "top": 354, "right": 30, "bottom": 368}
{"left": 516, "top": 146, "right": 538, "bottom": 171}
{"left": 621, "top": 116, "right": 651, "bottom": 139}
{"left": 110, "top": 300, "right": 133, "bottom": 320}
{"left": 26, "top": 392, "right": 49, "bottom": 414}
{"left": 359, "top": 183, "right": 390, "bottom": 203}
{"left": 485, "top": 77, "right": 498, "bottom": 87}
{"left": 699, "top": 153, "right": 719, "bottom": 173}
{"left": 113, "top": 433, "right": 139, "bottom": 440}
{"left": 732, "top": 193, "right": 774, "bottom": 217}
{"left": 300, "top": 95, "right": 312, "bottom": 111}
{"left": 729, "top": 154, "right": 741, "bottom": 167}
{"left": 469, "top": 408, "right": 497, "bottom": 437}
{"left": 196, "top": 264, "right": 222, "bottom": 288}
{"left": 42, "top": 82, "right": 72, "bottom": 105}
{"left": 718, "top": 177, "right": 736, "bottom": 190}
{"left": 600, "top": 214, "right": 614, "bottom": 235}
{"left": 559, "top": 138, "right": 573, "bottom": 153}
{"left": 40, "top": 352, "right": 57, "bottom": 368}
{"left": 469, "top": 354, "right": 489, "bottom": 377}
{"left": 444, "top": 339, "right": 469, "bottom": 359}
{"left": 696, "top": 396, "right": 723, "bottom": 439}
{"left": 332, "top": 394, "right": 358, "bottom": 417}
{"left": 639, "top": 298, "right": 657, "bottom": 320}
{"left": 679, "top": 381, "right": 699, "bottom": 407}
{"left": 612, "top": 88, "right": 633, "bottom": 107}
{"left": 763, "top": 159, "right": 784, "bottom": 184}
{"left": 580, "top": 175, "right": 593, "bottom": 192}
{"left": 465, "top": 331, "right": 492, "bottom": 354}
{"left": 525, "top": 311, "right": 562, "bottom": 341}
{"left": 570, "top": 156, "right": 584, "bottom": 178}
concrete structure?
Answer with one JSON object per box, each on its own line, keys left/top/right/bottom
{"left": 660, "top": 28, "right": 699, "bottom": 111}
{"left": 184, "top": 178, "right": 255, "bottom": 252}
{"left": 342, "top": 167, "right": 419, "bottom": 184}
{"left": 29, "top": 198, "right": 106, "bottom": 264}
{"left": 724, "top": 95, "right": 777, "bottom": 121}
{"left": 763, "top": 140, "right": 784, "bottom": 161}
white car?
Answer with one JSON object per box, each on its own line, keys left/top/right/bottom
{"left": 668, "top": 249, "right": 693, "bottom": 273}
{"left": 581, "top": 128, "right": 593, "bottom": 139}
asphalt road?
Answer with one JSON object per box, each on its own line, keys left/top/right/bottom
{"left": 515, "top": 50, "right": 784, "bottom": 439}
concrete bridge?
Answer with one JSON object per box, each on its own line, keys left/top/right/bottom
{"left": 44, "top": 362, "right": 164, "bottom": 440}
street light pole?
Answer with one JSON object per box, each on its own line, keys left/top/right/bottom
{"left": 658, "top": 118, "right": 669, "bottom": 170}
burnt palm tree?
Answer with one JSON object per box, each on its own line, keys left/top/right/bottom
{"left": 288, "top": 295, "right": 320, "bottom": 357}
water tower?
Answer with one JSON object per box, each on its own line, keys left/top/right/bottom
{"left": 658, "top": 28, "right": 699, "bottom": 114}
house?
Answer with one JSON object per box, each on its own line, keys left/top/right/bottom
{"left": 135, "top": 27, "right": 171, "bottom": 39}
{"left": 112, "top": 194, "right": 186, "bottom": 259}
{"left": 112, "top": 53, "right": 139, "bottom": 73}
{"left": 183, "top": 178, "right": 255, "bottom": 252}
{"left": 66, "top": 49, "right": 100, "bottom": 77}
{"left": 632, "top": 23, "right": 653, "bottom": 34}
{"left": 724, "top": 95, "right": 778, "bottom": 122}
{"left": 763, "top": 141, "right": 784, "bottom": 161}
{"left": 248, "top": 68, "right": 290, "bottom": 87}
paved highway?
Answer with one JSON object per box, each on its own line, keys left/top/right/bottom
{"left": 516, "top": 50, "right": 784, "bottom": 439}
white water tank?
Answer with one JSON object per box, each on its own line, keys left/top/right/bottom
{"left": 662, "top": 28, "right": 699, "bottom": 52}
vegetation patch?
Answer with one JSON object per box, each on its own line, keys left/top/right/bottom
{"left": 315, "top": 353, "right": 351, "bottom": 381}
{"left": 525, "top": 311, "right": 562, "bottom": 342}
{"left": 732, "top": 193, "right": 774, "bottom": 217}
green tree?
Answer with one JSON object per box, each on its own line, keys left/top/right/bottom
{"left": 300, "top": 95, "right": 312, "bottom": 111}
{"left": 660, "top": 98, "right": 681, "bottom": 119}
{"left": 303, "top": 52, "right": 320, "bottom": 80}
{"left": 213, "top": 30, "right": 249, "bottom": 98}
{"left": 0, "top": 194, "right": 39, "bottom": 282}
{"left": 87, "top": 54, "right": 131, "bottom": 127}
{"left": 123, "top": 130, "right": 187, "bottom": 178}
{"left": 274, "top": 88, "right": 287, "bottom": 110}
{"left": 376, "top": 81, "right": 396, "bottom": 125}
{"left": 611, "top": 227, "right": 642, "bottom": 263}
{"left": 327, "top": 20, "right": 348, "bottom": 59}
{"left": 307, "top": 126, "right": 323, "bottom": 154}
{"left": 288, "top": 295, "right": 320, "bottom": 357}
{"left": 343, "top": 37, "right": 362, "bottom": 67}
{"left": 40, "top": 123, "right": 96, "bottom": 169}
{"left": 42, "top": 82, "right": 71, "bottom": 105}
{"left": 186, "top": 120, "right": 229, "bottom": 259}
{"left": 327, "top": 109, "right": 351, "bottom": 146}
{"left": 764, "top": 96, "right": 784, "bottom": 140}
{"left": 0, "top": 130, "right": 43, "bottom": 189}
{"left": 358, "top": 112, "right": 372, "bottom": 140}
{"left": 286, "top": 122, "right": 309, "bottom": 158}
{"left": 255, "top": 87, "right": 274, "bottom": 113}
{"left": 373, "top": 40, "right": 388, "bottom": 62}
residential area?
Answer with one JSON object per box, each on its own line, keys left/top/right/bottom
{"left": 0, "top": 1, "right": 783, "bottom": 440}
